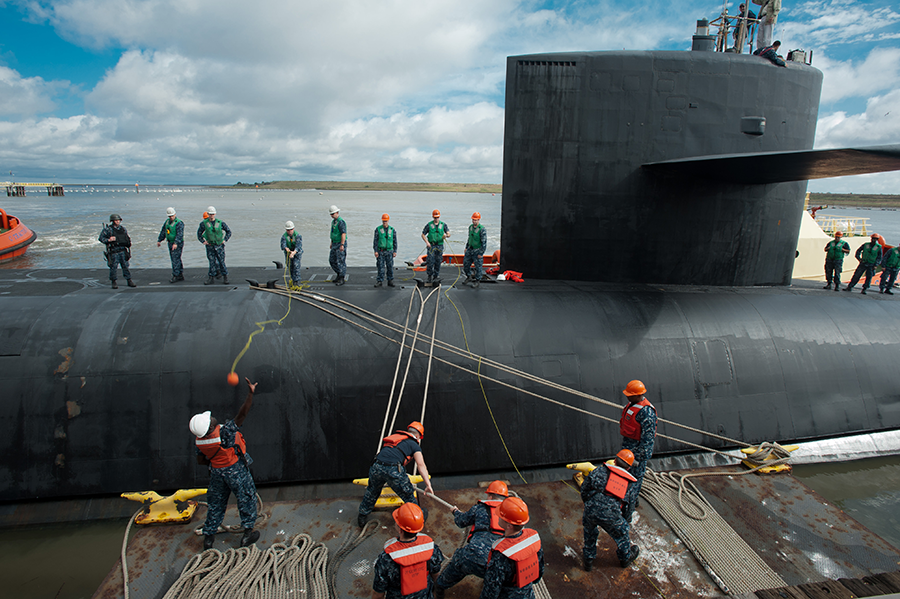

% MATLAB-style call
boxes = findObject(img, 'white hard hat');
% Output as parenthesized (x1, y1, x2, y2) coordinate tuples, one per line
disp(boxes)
(207, 206, 217, 215)
(189, 411, 212, 437)
(285, 220, 294, 230)
(329, 205, 339, 214)
(166, 207, 176, 216)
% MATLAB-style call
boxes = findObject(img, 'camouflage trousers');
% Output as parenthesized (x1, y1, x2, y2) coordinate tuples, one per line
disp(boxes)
(583, 496, 631, 562)
(436, 532, 495, 589)
(426, 244, 444, 280)
(107, 250, 131, 281)
(463, 247, 484, 280)
(205, 244, 228, 277)
(376, 250, 394, 282)
(358, 461, 427, 520)
(329, 243, 346, 278)
(167, 242, 183, 278)
(202, 459, 258, 535)
(286, 252, 302, 285)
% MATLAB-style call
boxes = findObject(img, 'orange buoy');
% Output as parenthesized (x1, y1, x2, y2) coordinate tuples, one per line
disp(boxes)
(227, 372, 239, 386)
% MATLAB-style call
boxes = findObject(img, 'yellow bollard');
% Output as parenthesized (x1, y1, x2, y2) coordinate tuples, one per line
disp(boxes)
(121, 488, 207, 524)
(352, 474, 425, 509)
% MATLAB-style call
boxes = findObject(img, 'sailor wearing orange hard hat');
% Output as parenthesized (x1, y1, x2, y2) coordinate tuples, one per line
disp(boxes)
(463, 212, 487, 288)
(189, 377, 261, 551)
(619, 379, 657, 499)
(421, 209, 450, 286)
(434, 480, 509, 596)
(372, 503, 445, 599)
(358, 421, 434, 528)
(480, 497, 544, 599)
(580, 449, 641, 571)
(373, 213, 397, 287)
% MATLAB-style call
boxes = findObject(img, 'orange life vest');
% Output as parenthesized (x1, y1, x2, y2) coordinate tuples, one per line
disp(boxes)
(195, 425, 247, 469)
(467, 499, 504, 542)
(383, 534, 435, 595)
(490, 529, 541, 588)
(381, 430, 417, 466)
(603, 463, 637, 500)
(620, 398, 655, 440)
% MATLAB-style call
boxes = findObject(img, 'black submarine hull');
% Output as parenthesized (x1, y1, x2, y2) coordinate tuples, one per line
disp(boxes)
(2, 268, 899, 501)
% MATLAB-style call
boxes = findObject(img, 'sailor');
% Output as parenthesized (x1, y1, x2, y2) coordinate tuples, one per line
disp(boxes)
(620, 379, 657, 498)
(844, 233, 883, 295)
(197, 206, 232, 285)
(421, 210, 450, 285)
(753, 40, 786, 67)
(157, 207, 184, 283)
(329, 205, 347, 286)
(99, 213, 136, 289)
(480, 497, 544, 599)
(358, 421, 434, 528)
(580, 449, 641, 571)
(373, 503, 444, 599)
(281, 220, 303, 288)
(463, 212, 487, 288)
(823, 230, 850, 290)
(434, 480, 509, 597)
(752, 0, 780, 51)
(373, 213, 397, 287)
(190, 377, 261, 550)
(880, 243, 900, 295)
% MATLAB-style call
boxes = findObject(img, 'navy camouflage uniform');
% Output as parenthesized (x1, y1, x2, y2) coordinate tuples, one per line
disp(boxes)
(281, 230, 303, 285)
(622, 404, 657, 493)
(199, 420, 258, 535)
(330, 217, 348, 279)
(374, 224, 398, 283)
(436, 502, 501, 590)
(480, 531, 545, 599)
(373, 537, 444, 599)
(158, 218, 185, 279)
(846, 241, 883, 291)
(464, 223, 488, 282)
(881, 247, 900, 293)
(359, 438, 427, 520)
(99, 223, 132, 283)
(422, 221, 450, 281)
(197, 219, 232, 278)
(581, 465, 639, 564)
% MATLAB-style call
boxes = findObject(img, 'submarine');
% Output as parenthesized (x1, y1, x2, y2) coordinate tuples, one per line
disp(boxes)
(3, 40, 900, 503)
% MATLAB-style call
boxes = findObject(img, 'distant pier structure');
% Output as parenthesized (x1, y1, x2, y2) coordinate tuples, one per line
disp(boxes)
(3, 182, 65, 197)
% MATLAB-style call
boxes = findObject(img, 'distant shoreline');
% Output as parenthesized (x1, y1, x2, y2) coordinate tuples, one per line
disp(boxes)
(808, 193, 900, 209)
(227, 180, 502, 193)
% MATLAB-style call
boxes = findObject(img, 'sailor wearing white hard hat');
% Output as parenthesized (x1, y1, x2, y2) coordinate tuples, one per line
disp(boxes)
(157, 207, 184, 283)
(329, 205, 347, 286)
(198, 206, 232, 285)
(281, 220, 303, 287)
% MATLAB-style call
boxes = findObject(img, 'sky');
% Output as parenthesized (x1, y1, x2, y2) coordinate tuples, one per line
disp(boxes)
(0, 0, 898, 192)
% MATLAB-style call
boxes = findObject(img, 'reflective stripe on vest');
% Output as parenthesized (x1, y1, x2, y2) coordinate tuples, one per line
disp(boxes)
(384, 534, 434, 595)
(331, 218, 345, 243)
(377, 226, 395, 251)
(603, 464, 637, 500)
(195, 425, 246, 469)
(620, 398, 654, 440)
(426, 221, 446, 244)
(165, 218, 181, 243)
(468, 224, 484, 249)
(491, 529, 541, 588)
(203, 220, 225, 245)
(468, 499, 504, 541)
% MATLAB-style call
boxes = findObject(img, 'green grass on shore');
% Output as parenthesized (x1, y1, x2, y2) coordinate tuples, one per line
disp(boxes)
(809, 193, 900, 208)
(231, 181, 502, 193)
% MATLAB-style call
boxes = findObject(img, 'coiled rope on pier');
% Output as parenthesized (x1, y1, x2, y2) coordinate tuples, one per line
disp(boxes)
(161, 533, 330, 599)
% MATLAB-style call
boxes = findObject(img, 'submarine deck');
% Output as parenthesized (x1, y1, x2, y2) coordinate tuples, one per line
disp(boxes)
(92, 466, 900, 599)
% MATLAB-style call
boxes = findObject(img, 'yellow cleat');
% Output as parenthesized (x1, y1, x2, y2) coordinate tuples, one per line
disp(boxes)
(121, 488, 207, 525)
(740, 444, 799, 474)
(352, 474, 425, 509)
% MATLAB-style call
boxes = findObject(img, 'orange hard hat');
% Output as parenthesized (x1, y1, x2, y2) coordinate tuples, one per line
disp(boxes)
(432, 209, 441, 218)
(616, 449, 635, 466)
(486, 480, 509, 497)
(499, 497, 529, 525)
(382, 213, 390, 221)
(834, 231, 843, 236)
(623, 380, 647, 396)
(392, 502, 425, 533)
(408, 421, 425, 439)
(472, 212, 481, 219)
(202, 211, 209, 219)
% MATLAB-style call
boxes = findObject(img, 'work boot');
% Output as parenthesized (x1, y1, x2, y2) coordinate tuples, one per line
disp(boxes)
(387, 280, 395, 287)
(374, 281, 382, 287)
(335, 276, 345, 286)
(222, 276, 229, 284)
(203, 534, 215, 550)
(216, 273, 222, 279)
(583, 556, 593, 572)
(204, 277, 215, 285)
(620, 545, 640, 568)
(240, 529, 260, 547)
(861, 288, 867, 295)
(834, 285, 840, 291)
(169, 276, 178, 283)
(472, 280, 480, 288)
(127, 279, 137, 288)
(843, 286, 852, 291)
(357, 513, 368, 528)
(887, 289, 894, 295)
(111, 280, 118, 289)
(822, 283, 831, 289)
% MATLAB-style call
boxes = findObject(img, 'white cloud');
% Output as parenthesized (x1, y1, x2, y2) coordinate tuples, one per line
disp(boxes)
(814, 47, 900, 103)
(0, 66, 65, 116)
(780, 0, 900, 47)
